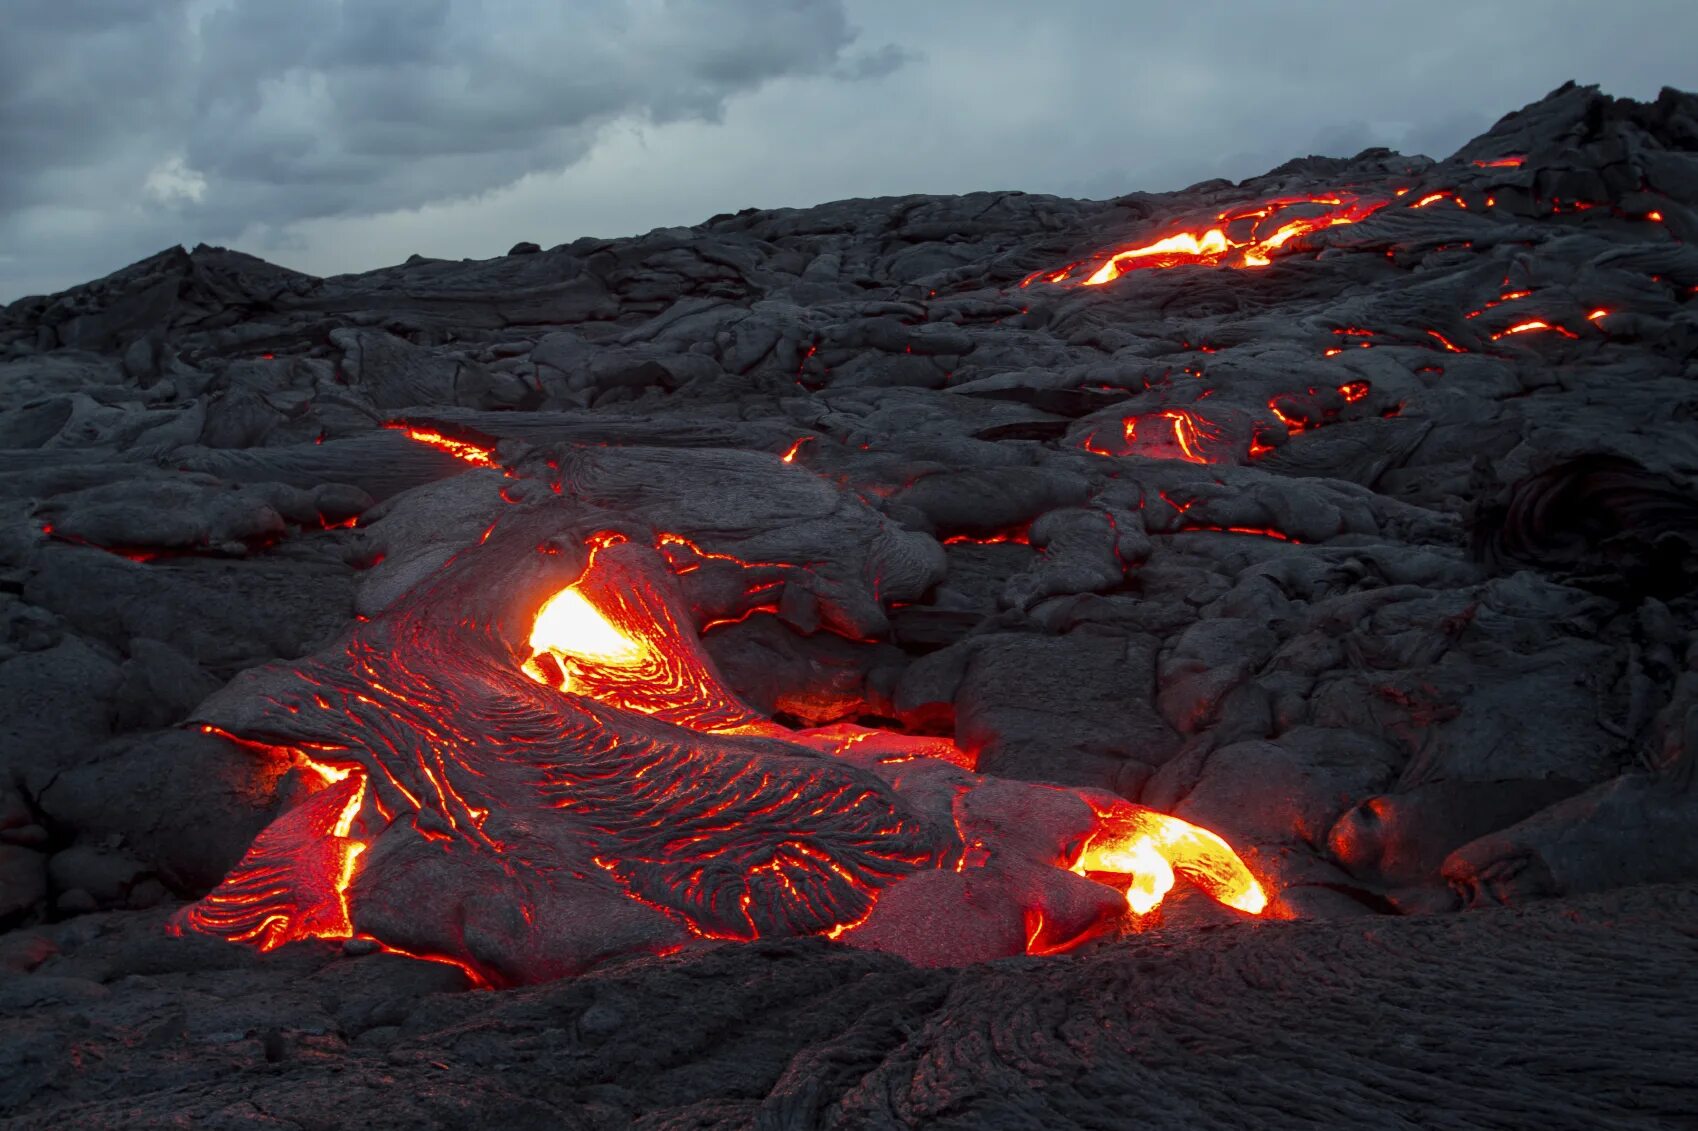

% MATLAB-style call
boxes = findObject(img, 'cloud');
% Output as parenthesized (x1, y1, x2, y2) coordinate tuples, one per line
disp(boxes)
(0, 0, 907, 299)
(4, 0, 1698, 305)
(143, 157, 209, 207)
(832, 42, 918, 82)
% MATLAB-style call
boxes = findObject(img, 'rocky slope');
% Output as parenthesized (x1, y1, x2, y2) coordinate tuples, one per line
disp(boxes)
(2, 80, 1697, 1126)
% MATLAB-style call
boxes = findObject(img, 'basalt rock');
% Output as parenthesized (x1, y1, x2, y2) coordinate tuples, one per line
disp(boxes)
(2, 80, 1698, 1125)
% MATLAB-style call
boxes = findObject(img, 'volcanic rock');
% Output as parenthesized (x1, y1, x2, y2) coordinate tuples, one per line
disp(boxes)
(2, 80, 1698, 1124)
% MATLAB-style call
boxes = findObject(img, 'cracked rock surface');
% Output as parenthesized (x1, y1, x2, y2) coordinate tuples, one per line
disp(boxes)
(3, 81, 1698, 1125)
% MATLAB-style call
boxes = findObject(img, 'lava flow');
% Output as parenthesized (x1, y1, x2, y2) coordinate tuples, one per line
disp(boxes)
(171, 518, 1267, 984)
(1082, 407, 1224, 463)
(383, 422, 499, 467)
(1024, 191, 1388, 287)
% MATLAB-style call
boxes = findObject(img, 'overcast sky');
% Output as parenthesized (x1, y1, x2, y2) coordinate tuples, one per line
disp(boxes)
(5, 0, 1697, 305)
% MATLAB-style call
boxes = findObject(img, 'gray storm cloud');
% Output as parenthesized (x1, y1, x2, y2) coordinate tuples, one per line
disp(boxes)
(0, 0, 900, 297)
(2, 0, 885, 214)
(3, 0, 1697, 303)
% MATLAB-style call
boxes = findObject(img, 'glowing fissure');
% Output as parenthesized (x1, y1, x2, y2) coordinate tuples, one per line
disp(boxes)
(1025, 191, 1389, 288)
(1491, 319, 1580, 341)
(1083, 407, 1223, 464)
(1175, 525, 1298, 543)
(1465, 289, 1533, 319)
(1410, 191, 1466, 210)
(383, 422, 499, 467)
(942, 523, 1032, 546)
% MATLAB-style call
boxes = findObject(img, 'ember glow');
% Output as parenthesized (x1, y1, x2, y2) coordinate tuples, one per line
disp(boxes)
(383, 423, 498, 467)
(1132, 409, 1217, 464)
(1027, 192, 1389, 287)
(1465, 289, 1534, 319)
(1490, 320, 1580, 341)
(1083, 408, 1223, 463)
(1176, 525, 1298, 543)
(1410, 191, 1466, 210)
(173, 525, 1269, 983)
(942, 524, 1031, 546)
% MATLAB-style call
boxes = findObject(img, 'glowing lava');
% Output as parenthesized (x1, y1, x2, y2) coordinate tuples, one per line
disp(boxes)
(1083, 408, 1223, 463)
(1490, 320, 1580, 341)
(1465, 289, 1533, 319)
(1026, 192, 1389, 287)
(1075, 804, 1267, 916)
(173, 521, 1269, 984)
(1410, 191, 1466, 210)
(384, 423, 499, 467)
(942, 524, 1032, 546)
(526, 588, 646, 682)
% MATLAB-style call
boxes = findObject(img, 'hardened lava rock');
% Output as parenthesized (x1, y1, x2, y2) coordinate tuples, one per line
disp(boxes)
(175, 509, 1263, 985)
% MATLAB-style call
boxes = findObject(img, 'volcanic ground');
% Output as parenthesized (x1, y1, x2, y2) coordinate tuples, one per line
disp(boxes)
(3, 81, 1698, 1128)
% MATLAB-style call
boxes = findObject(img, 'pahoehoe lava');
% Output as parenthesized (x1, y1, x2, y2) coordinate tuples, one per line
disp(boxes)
(3, 81, 1698, 1127)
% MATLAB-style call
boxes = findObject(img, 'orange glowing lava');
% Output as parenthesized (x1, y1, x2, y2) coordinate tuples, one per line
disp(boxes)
(525, 587, 647, 683)
(176, 520, 1269, 981)
(1176, 525, 1297, 543)
(1084, 408, 1223, 463)
(1465, 289, 1533, 319)
(1490, 320, 1579, 341)
(1075, 804, 1266, 916)
(1472, 156, 1525, 168)
(384, 423, 498, 467)
(1027, 192, 1388, 287)
(171, 770, 370, 952)
(942, 523, 1032, 546)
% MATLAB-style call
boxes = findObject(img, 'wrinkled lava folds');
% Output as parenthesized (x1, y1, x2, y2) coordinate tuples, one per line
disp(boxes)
(173, 519, 1266, 986)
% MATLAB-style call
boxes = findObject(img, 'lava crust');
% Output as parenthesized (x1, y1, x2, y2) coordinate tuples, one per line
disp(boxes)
(4, 79, 1698, 1126)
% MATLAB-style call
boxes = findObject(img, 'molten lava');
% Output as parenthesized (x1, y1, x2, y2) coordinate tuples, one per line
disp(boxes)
(942, 523, 1032, 546)
(1490, 320, 1580, 341)
(383, 423, 499, 467)
(1083, 408, 1224, 463)
(172, 522, 1268, 983)
(526, 588, 646, 681)
(1025, 191, 1389, 287)
(1075, 805, 1267, 916)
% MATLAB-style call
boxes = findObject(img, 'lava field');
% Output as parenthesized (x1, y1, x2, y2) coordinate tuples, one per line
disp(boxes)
(2, 81, 1697, 1128)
